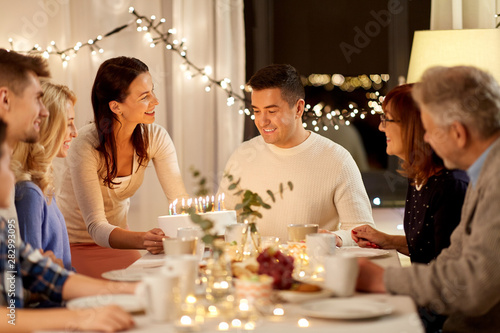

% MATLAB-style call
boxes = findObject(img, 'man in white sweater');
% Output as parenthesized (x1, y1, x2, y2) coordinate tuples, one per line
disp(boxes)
(356, 66, 500, 332)
(218, 64, 374, 246)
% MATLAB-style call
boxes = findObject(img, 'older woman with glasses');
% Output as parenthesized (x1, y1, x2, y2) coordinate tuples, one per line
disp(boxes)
(351, 84, 469, 332)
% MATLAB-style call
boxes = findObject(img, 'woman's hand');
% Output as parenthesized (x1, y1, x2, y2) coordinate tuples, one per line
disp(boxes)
(143, 228, 166, 254)
(351, 225, 388, 249)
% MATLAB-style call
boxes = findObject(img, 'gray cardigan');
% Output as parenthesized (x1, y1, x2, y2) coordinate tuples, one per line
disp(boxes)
(385, 137, 500, 333)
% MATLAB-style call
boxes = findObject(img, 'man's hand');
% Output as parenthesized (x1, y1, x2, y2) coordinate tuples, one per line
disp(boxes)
(356, 258, 387, 293)
(70, 305, 135, 332)
(318, 229, 343, 247)
(40, 249, 64, 268)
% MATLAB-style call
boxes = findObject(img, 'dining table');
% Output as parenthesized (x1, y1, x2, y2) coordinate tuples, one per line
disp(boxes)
(122, 248, 425, 333)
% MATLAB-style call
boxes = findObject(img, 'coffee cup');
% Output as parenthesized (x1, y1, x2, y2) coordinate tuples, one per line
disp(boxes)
(287, 224, 319, 242)
(162, 237, 196, 256)
(324, 254, 359, 297)
(177, 227, 205, 261)
(140, 271, 180, 322)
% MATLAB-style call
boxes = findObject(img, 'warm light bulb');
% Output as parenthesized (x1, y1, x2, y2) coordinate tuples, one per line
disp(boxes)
(204, 65, 212, 75)
(136, 18, 142, 24)
(150, 15, 156, 20)
(231, 319, 241, 328)
(97, 35, 102, 40)
(205, 86, 211, 92)
(128, 7, 134, 13)
(99, 48, 104, 53)
(298, 318, 310, 328)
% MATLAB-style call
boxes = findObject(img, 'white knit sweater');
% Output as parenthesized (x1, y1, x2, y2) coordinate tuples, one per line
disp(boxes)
(58, 123, 188, 247)
(217, 132, 374, 246)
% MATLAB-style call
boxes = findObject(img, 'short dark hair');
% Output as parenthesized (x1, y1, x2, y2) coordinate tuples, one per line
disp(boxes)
(0, 49, 50, 95)
(247, 64, 305, 107)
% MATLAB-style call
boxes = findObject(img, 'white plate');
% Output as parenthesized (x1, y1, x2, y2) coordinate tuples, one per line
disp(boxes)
(277, 289, 334, 303)
(101, 267, 162, 281)
(300, 298, 394, 320)
(66, 294, 144, 313)
(337, 247, 390, 258)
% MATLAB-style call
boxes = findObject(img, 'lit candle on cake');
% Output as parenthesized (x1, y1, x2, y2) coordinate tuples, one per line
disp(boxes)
(172, 199, 178, 215)
(198, 197, 203, 213)
(218, 194, 221, 211)
(195, 198, 199, 213)
(211, 196, 215, 212)
(169, 203, 173, 215)
(222, 193, 225, 210)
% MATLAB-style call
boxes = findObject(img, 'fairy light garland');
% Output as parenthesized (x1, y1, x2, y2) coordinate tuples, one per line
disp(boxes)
(4, 7, 386, 132)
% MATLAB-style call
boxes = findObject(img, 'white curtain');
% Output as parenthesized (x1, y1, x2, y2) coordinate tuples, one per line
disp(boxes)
(0, 0, 245, 232)
(431, 0, 500, 29)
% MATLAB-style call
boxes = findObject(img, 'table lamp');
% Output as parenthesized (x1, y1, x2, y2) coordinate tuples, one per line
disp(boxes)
(407, 29, 500, 83)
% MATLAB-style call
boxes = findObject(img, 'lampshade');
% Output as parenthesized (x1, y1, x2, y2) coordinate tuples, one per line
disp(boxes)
(407, 29, 500, 83)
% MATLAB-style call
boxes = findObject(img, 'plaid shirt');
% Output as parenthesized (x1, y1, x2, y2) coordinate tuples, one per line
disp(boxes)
(0, 217, 71, 307)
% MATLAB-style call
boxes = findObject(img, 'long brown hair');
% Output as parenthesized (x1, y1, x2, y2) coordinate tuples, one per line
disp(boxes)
(383, 84, 443, 186)
(91, 57, 150, 188)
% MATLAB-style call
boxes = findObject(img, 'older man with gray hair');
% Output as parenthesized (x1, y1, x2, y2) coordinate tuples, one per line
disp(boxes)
(355, 66, 500, 332)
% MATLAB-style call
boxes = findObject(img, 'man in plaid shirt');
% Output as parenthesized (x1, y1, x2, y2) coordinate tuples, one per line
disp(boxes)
(0, 50, 136, 332)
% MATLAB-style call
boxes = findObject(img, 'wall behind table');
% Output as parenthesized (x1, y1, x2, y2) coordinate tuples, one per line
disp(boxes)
(0, 0, 245, 234)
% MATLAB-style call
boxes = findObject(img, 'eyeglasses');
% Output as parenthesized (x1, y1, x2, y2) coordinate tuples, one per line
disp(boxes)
(380, 114, 401, 128)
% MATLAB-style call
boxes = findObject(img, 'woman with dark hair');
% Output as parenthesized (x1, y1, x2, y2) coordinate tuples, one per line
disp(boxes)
(351, 84, 468, 332)
(58, 57, 188, 278)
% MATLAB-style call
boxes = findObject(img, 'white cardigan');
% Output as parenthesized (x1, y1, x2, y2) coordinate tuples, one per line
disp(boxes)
(58, 123, 188, 247)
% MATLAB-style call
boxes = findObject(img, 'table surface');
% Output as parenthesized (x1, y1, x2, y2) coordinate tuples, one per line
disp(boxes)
(124, 248, 424, 333)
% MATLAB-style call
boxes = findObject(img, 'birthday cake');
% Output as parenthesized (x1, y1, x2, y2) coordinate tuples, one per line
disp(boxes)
(158, 210, 237, 237)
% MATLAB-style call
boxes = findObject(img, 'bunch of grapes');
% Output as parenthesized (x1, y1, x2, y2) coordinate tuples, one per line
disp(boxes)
(257, 248, 294, 290)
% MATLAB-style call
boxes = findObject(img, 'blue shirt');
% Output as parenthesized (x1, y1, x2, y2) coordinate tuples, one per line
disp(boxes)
(0, 218, 70, 307)
(467, 144, 494, 187)
(15, 181, 73, 271)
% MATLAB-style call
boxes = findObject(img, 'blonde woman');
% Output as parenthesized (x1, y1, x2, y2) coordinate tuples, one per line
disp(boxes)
(13, 81, 78, 270)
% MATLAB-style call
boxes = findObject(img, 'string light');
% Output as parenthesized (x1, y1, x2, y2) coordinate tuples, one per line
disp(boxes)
(4, 7, 383, 132)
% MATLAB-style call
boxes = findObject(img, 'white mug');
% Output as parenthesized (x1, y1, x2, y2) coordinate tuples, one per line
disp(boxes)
(324, 254, 359, 297)
(177, 227, 205, 261)
(163, 254, 199, 301)
(141, 271, 180, 322)
(306, 233, 337, 257)
(162, 237, 196, 256)
(306, 233, 337, 274)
